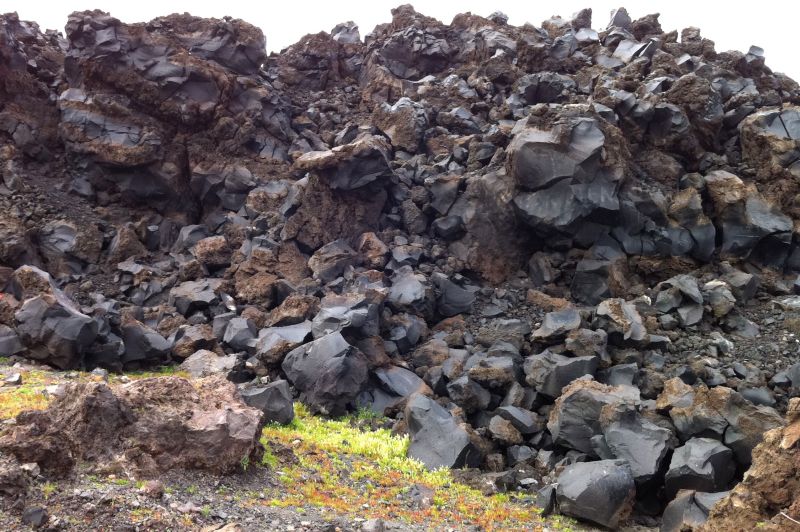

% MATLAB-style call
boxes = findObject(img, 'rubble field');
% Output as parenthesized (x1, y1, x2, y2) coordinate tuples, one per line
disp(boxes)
(2, 4, 800, 531)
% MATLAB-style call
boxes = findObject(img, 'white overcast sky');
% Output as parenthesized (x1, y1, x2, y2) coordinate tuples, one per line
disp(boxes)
(8, 0, 800, 80)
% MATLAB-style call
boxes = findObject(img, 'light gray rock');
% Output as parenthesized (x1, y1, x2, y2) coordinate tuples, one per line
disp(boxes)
(180, 349, 237, 378)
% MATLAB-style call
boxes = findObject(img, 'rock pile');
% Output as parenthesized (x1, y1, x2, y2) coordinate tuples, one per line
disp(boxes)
(2, 4, 800, 529)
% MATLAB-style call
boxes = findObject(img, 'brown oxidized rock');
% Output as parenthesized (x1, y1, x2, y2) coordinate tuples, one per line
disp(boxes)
(0, 376, 264, 478)
(0, 14, 64, 160)
(739, 107, 800, 184)
(57, 10, 293, 215)
(235, 270, 278, 306)
(267, 294, 320, 327)
(372, 97, 429, 153)
(193, 235, 231, 269)
(448, 169, 533, 283)
(657, 378, 784, 465)
(356, 232, 390, 269)
(107, 224, 148, 264)
(283, 173, 388, 251)
(171, 324, 219, 360)
(700, 398, 800, 532)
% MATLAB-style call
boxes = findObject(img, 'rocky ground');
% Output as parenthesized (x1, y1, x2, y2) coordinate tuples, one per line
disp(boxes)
(2, 3, 800, 531)
(0, 361, 574, 532)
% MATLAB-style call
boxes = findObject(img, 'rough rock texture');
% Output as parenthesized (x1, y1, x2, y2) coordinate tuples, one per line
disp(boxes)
(281, 332, 369, 415)
(701, 399, 800, 531)
(404, 393, 481, 470)
(3, 5, 800, 529)
(556, 459, 636, 528)
(0, 376, 264, 478)
(0, 455, 30, 507)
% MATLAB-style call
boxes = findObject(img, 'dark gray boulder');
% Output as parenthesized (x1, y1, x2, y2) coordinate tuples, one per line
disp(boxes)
(311, 292, 380, 339)
(255, 321, 312, 366)
(387, 266, 433, 317)
(495, 405, 544, 435)
(704, 171, 792, 262)
(661, 490, 729, 532)
(555, 459, 635, 528)
(294, 135, 393, 191)
(0, 325, 24, 356)
(308, 239, 357, 284)
(507, 117, 606, 193)
(571, 237, 628, 305)
(720, 268, 758, 303)
(524, 350, 599, 399)
(404, 393, 481, 470)
(357, 365, 431, 415)
(664, 438, 736, 498)
(507, 110, 626, 242)
(15, 294, 98, 370)
(446, 376, 491, 414)
(601, 410, 673, 483)
(431, 215, 465, 240)
(169, 280, 221, 317)
(223, 317, 257, 352)
(373, 365, 430, 398)
(532, 308, 581, 343)
(431, 273, 475, 317)
(281, 332, 369, 415)
(240, 379, 295, 425)
(508, 445, 537, 467)
(516, 72, 576, 105)
(172, 225, 210, 252)
(120, 318, 172, 366)
(548, 380, 640, 455)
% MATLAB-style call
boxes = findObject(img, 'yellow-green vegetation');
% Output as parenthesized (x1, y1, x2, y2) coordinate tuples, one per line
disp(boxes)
(0, 367, 55, 419)
(260, 404, 566, 531)
(128, 507, 159, 524)
(113, 366, 190, 381)
(0, 363, 573, 530)
(40, 481, 57, 499)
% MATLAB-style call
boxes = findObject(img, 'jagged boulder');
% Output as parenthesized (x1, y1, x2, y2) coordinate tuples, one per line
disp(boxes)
(404, 393, 481, 470)
(701, 399, 800, 531)
(556, 459, 636, 528)
(281, 332, 369, 415)
(508, 107, 628, 239)
(11, 266, 97, 369)
(0, 377, 264, 478)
